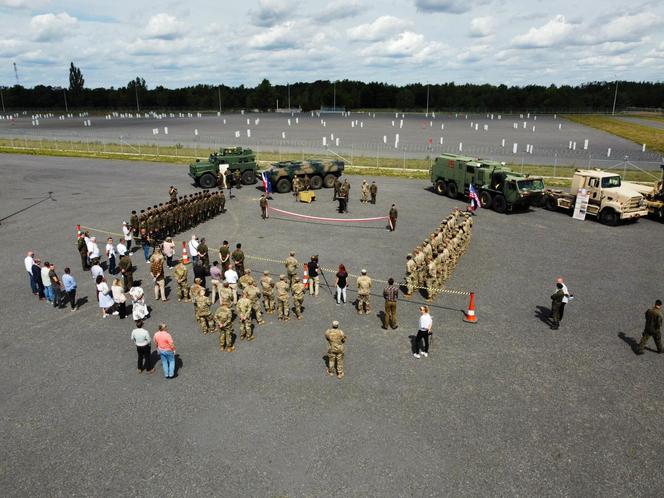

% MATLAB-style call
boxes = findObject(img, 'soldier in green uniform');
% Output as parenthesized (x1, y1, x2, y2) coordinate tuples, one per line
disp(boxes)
(260, 194, 268, 220)
(356, 269, 372, 314)
(285, 251, 298, 289)
(232, 243, 245, 276)
(194, 291, 214, 334)
(219, 189, 226, 213)
(237, 292, 254, 341)
(550, 283, 565, 330)
(291, 276, 305, 320)
(118, 253, 133, 292)
(637, 300, 663, 354)
(219, 240, 231, 270)
(325, 320, 346, 379)
(303, 175, 311, 191)
(77, 234, 89, 271)
(369, 181, 377, 204)
(333, 177, 342, 201)
(198, 237, 210, 273)
(260, 270, 275, 313)
(173, 260, 190, 302)
(388, 203, 398, 231)
(169, 186, 178, 202)
(276, 275, 290, 321)
(214, 301, 234, 352)
(130, 210, 139, 237)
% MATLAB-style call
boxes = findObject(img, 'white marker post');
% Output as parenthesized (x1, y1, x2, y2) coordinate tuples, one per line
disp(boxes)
(459, 142, 463, 152)
(164, 127, 168, 135)
(194, 129, 199, 136)
(607, 148, 612, 158)
(584, 139, 589, 150)
(247, 129, 251, 138)
(513, 143, 518, 154)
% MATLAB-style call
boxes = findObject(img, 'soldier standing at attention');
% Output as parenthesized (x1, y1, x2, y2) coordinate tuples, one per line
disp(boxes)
(219, 281, 235, 309)
(550, 283, 565, 330)
(382, 278, 399, 330)
(219, 240, 231, 271)
(388, 204, 398, 231)
(232, 243, 245, 277)
(291, 276, 305, 320)
(118, 252, 134, 292)
(169, 186, 178, 202)
(77, 233, 89, 271)
(285, 251, 299, 289)
(197, 238, 210, 273)
(260, 194, 268, 220)
(190, 278, 204, 302)
(333, 177, 342, 201)
(325, 321, 346, 379)
(238, 268, 255, 291)
(130, 210, 139, 238)
(276, 275, 290, 321)
(360, 180, 369, 203)
(214, 301, 234, 352)
(233, 169, 242, 189)
(219, 189, 226, 213)
(303, 175, 311, 191)
(356, 269, 372, 314)
(292, 176, 302, 201)
(260, 271, 275, 313)
(369, 181, 378, 204)
(237, 292, 255, 341)
(637, 300, 663, 355)
(194, 291, 214, 334)
(245, 281, 266, 325)
(173, 260, 190, 302)
(405, 254, 416, 297)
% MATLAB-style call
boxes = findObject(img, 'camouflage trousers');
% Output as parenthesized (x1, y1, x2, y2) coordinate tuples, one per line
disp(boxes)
(327, 351, 344, 378)
(406, 273, 416, 295)
(196, 314, 214, 334)
(218, 324, 233, 349)
(240, 318, 254, 340)
(638, 331, 662, 353)
(262, 293, 274, 312)
(251, 301, 264, 323)
(293, 297, 304, 318)
(277, 298, 289, 319)
(357, 294, 371, 314)
(177, 283, 190, 301)
(426, 277, 437, 300)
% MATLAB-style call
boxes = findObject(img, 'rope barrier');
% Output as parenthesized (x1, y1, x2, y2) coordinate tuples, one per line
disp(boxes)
(268, 206, 389, 223)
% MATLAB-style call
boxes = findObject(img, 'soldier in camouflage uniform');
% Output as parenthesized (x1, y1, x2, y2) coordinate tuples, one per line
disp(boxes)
(285, 251, 298, 289)
(190, 278, 204, 302)
(276, 274, 290, 321)
(325, 320, 346, 379)
(260, 270, 275, 313)
(194, 291, 214, 334)
(425, 255, 437, 302)
(356, 269, 372, 314)
(173, 260, 190, 302)
(214, 301, 234, 352)
(237, 292, 254, 341)
(291, 276, 305, 320)
(245, 282, 266, 325)
(405, 254, 416, 297)
(360, 180, 369, 203)
(292, 176, 302, 201)
(238, 268, 255, 291)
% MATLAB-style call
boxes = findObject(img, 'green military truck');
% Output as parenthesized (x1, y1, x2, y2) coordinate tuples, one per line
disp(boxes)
(265, 159, 345, 194)
(430, 153, 545, 213)
(189, 147, 258, 188)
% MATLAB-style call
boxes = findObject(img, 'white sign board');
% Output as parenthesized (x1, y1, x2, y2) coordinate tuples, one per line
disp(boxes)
(573, 188, 590, 221)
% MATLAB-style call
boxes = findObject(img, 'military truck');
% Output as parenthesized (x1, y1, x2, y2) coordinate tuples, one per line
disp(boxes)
(264, 159, 345, 194)
(430, 153, 545, 213)
(541, 169, 648, 225)
(189, 147, 257, 188)
(621, 163, 664, 221)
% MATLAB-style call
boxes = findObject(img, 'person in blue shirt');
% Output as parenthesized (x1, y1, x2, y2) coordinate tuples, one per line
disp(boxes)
(62, 267, 78, 311)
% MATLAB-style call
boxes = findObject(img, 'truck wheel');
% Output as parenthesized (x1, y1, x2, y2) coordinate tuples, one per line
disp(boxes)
(479, 191, 492, 208)
(599, 209, 619, 226)
(323, 174, 336, 188)
(199, 173, 216, 189)
(435, 180, 446, 195)
(447, 182, 458, 199)
(310, 175, 323, 190)
(275, 178, 291, 194)
(544, 196, 557, 211)
(241, 170, 257, 185)
(492, 195, 507, 213)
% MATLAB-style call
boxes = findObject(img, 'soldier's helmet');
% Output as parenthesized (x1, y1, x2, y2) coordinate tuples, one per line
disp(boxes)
(332, 320, 339, 328)
(263, 270, 269, 275)
(279, 274, 286, 280)
(295, 276, 301, 281)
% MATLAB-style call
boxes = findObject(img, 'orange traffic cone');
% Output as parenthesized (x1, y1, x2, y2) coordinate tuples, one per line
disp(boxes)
(463, 292, 478, 323)
(303, 263, 309, 289)
(76, 224, 82, 239)
(181, 241, 190, 265)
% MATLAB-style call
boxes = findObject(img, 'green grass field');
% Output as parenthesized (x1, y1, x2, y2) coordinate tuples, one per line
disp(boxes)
(565, 114, 664, 155)
(0, 137, 658, 189)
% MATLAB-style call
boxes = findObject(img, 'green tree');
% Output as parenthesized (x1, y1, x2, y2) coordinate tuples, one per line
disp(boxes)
(68, 62, 84, 93)
(252, 79, 275, 111)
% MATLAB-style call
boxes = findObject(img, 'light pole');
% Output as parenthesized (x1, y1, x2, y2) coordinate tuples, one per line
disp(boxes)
(333, 81, 336, 112)
(611, 79, 618, 116)
(287, 83, 291, 111)
(135, 82, 140, 113)
(1, 88, 5, 113)
(426, 84, 430, 116)
(63, 89, 68, 113)
(218, 86, 222, 113)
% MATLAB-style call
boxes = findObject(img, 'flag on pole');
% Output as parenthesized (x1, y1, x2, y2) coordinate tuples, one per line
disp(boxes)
(469, 184, 480, 209)
(261, 171, 272, 195)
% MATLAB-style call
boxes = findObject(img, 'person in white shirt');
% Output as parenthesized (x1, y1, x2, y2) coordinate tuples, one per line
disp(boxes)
(41, 261, 53, 303)
(414, 305, 433, 359)
(130, 319, 155, 373)
(188, 235, 199, 263)
(122, 221, 133, 253)
(106, 237, 118, 275)
(88, 236, 101, 261)
(224, 265, 239, 304)
(91, 261, 104, 281)
(25, 251, 37, 294)
(556, 277, 573, 320)
(117, 240, 127, 257)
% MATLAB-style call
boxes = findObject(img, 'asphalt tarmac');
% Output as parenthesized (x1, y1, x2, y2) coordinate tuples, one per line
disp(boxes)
(1, 154, 663, 496)
(1, 111, 661, 168)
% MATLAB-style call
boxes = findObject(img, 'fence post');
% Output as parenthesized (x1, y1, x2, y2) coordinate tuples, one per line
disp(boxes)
(403, 148, 406, 170)
(553, 153, 557, 178)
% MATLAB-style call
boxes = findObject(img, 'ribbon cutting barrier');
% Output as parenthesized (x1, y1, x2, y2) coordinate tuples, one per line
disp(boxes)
(268, 206, 389, 224)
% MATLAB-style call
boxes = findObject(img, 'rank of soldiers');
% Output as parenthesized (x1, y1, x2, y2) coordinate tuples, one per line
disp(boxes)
(405, 208, 473, 301)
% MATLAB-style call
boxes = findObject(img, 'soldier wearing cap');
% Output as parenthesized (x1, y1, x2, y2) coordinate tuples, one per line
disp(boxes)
(325, 320, 346, 379)
(276, 275, 290, 320)
(356, 269, 372, 314)
(291, 276, 305, 320)
(285, 251, 298, 289)
(260, 270, 275, 313)
(405, 254, 416, 297)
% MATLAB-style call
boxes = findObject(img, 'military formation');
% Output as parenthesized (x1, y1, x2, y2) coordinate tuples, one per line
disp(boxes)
(405, 208, 473, 301)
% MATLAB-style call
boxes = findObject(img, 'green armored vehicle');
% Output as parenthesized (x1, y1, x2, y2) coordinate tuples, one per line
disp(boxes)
(430, 153, 544, 213)
(265, 159, 345, 194)
(189, 147, 258, 188)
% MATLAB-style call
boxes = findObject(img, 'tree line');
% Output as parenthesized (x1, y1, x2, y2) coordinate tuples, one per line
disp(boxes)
(0, 63, 662, 112)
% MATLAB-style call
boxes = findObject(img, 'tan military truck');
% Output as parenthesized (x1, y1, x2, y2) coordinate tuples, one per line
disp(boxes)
(541, 169, 648, 225)
(622, 163, 664, 221)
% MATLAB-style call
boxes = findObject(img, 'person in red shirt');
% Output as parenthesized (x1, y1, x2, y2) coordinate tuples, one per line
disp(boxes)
(153, 323, 176, 379)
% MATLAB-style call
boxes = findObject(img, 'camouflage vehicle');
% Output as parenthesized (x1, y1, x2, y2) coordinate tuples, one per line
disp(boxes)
(542, 169, 648, 225)
(188, 147, 257, 188)
(265, 159, 345, 194)
(624, 163, 664, 221)
(430, 153, 544, 213)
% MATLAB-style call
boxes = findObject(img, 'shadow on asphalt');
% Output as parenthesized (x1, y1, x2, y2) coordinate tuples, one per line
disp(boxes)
(617, 332, 654, 355)
(535, 305, 552, 326)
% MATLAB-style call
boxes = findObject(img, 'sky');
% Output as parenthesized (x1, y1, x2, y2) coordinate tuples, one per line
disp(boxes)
(0, 0, 663, 89)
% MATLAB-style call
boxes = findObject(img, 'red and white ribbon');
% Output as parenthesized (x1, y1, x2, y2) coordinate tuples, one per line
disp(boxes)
(268, 206, 388, 223)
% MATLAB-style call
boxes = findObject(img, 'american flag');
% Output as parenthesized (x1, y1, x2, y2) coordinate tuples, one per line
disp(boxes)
(260, 171, 272, 194)
(469, 184, 480, 207)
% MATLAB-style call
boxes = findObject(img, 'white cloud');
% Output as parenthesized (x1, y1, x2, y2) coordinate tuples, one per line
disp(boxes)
(144, 13, 187, 40)
(360, 31, 445, 62)
(347, 16, 412, 42)
(511, 15, 575, 48)
(249, 0, 292, 27)
(0, 39, 23, 57)
(469, 16, 493, 38)
(597, 12, 662, 43)
(0, 0, 49, 8)
(414, 0, 483, 14)
(30, 12, 77, 42)
(248, 22, 300, 50)
(457, 44, 490, 62)
(313, 0, 364, 23)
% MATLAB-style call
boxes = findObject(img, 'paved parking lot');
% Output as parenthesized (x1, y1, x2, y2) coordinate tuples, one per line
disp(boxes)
(1, 154, 663, 496)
